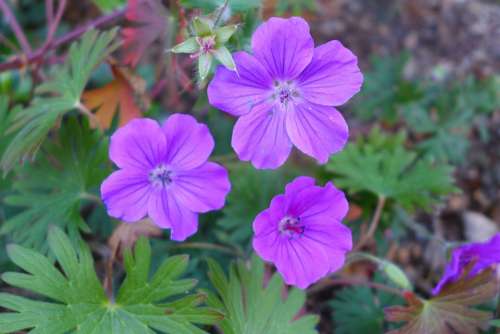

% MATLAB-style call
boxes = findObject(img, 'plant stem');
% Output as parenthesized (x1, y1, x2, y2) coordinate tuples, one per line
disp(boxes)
(0, 8, 126, 72)
(0, 0, 32, 55)
(354, 195, 386, 251)
(308, 277, 405, 297)
(170, 242, 244, 257)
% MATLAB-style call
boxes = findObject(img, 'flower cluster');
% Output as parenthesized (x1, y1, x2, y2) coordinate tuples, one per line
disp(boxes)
(101, 17, 361, 288)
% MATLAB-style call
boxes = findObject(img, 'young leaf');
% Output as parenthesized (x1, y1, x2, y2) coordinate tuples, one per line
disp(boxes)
(82, 65, 146, 129)
(0, 119, 109, 252)
(206, 255, 319, 334)
(122, 0, 169, 67)
(385, 269, 498, 334)
(326, 127, 457, 211)
(0, 227, 222, 333)
(331, 286, 403, 334)
(0, 29, 119, 174)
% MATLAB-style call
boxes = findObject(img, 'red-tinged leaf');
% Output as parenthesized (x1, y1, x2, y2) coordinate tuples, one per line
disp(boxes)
(82, 65, 148, 129)
(385, 269, 499, 334)
(122, 0, 168, 67)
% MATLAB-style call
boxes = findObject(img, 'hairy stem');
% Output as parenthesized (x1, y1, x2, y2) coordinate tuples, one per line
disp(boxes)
(0, 8, 126, 72)
(0, 0, 32, 55)
(354, 195, 386, 251)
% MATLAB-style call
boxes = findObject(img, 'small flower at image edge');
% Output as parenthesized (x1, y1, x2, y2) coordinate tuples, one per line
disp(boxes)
(433, 233, 500, 295)
(208, 16, 363, 169)
(252, 176, 352, 289)
(100, 116, 231, 241)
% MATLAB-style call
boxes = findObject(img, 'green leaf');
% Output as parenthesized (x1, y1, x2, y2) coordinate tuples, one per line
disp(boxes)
(216, 164, 296, 250)
(385, 269, 498, 334)
(331, 285, 403, 334)
(0, 227, 222, 333)
(491, 319, 500, 327)
(193, 17, 214, 36)
(0, 118, 109, 252)
(1, 29, 119, 174)
(326, 127, 457, 211)
(206, 255, 318, 334)
(215, 24, 238, 44)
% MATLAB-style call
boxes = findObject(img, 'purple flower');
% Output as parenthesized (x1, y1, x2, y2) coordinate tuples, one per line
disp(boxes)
(100, 115, 231, 241)
(208, 17, 363, 169)
(433, 233, 500, 295)
(252, 176, 352, 288)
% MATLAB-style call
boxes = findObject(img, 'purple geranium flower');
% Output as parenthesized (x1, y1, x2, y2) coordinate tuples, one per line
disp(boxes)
(433, 233, 500, 295)
(100, 115, 231, 241)
(208, 17, 363, 169)
(252, 176, 352, 288)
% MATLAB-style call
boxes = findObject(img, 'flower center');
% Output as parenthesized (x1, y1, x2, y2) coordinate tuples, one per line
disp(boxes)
(273, 81, 299, 108)
(149, 164, 172, 187)
(279, 216, 305, 237)
(196, 35, 216, 54)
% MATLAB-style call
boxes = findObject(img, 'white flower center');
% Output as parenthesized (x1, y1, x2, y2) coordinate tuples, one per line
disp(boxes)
(149, 164, 172, 187)
(279, 215, 305, 237)
(273, 81, 299, 108)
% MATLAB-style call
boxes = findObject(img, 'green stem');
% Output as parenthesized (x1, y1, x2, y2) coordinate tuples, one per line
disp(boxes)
(170, 241, 244, 257)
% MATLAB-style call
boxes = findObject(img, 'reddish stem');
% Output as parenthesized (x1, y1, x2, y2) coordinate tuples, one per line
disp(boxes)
(0, 8, 126, 72)
(0, 0, 32, 55)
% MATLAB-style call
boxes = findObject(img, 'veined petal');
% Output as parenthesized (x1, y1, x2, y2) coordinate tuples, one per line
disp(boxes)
(208, 51, 273, 117)
(162, 114, 214, 170)
(253, 195, 287, 262)
(251, 17, 314, 80)
(171, 162, 231, 213)
(109, 118, 167, 170)
(100, 169, 151, 222)
(232, 105, 292, 169)
(275, 238, 330, 289)
(148, 188, 198, 241)
(286, 102, 348, 164)
(298, 40, 363, 106)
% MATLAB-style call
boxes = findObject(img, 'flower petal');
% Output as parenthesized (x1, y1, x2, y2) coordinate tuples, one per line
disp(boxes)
(148, 188, 198, 241)
(163, 114, 214, 170)
(171, 162, 231, 213)
(251, 17, 314, 80)
(298, 40, 363, 106)
(232, 106, 292, 169)
(100, 169, 151, 222)
(302, 218, 352, 273)
(253, 195, 287, 262)
(109, 118, 167, 170)
(208, 52, 273, 117)
(284, 176, 316, 197)
(275, 238, 330, 289)
(286, 102, 348, 164)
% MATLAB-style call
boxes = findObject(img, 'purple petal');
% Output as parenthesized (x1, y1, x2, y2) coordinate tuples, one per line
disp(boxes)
(251, 17, 314, 80)
(274, 238, 330, 289)
(298, 40, 363, 106)
(286, 102, 348, 164)
(287, 181, 349, 222)
(148, 188, 198, 241)
(208, 52, 274, 117)
(284, 176, 316, 197)
(232, 106, 292, 169)
(163, 114, 214, 170)
(100, 169, 151, 222)
(302, 218, 352, 273)
(253, 195, 287, 262)
(109, 118, 167, 170)
(171, 162, 231, 213)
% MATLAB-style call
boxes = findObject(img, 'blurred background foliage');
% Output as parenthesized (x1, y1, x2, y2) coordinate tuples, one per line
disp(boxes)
(0, 0, 499, 333)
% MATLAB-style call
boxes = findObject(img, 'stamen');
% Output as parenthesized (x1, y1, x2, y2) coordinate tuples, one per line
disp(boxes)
(279, 216, 305, 237)
(149, 164, 173, 187)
